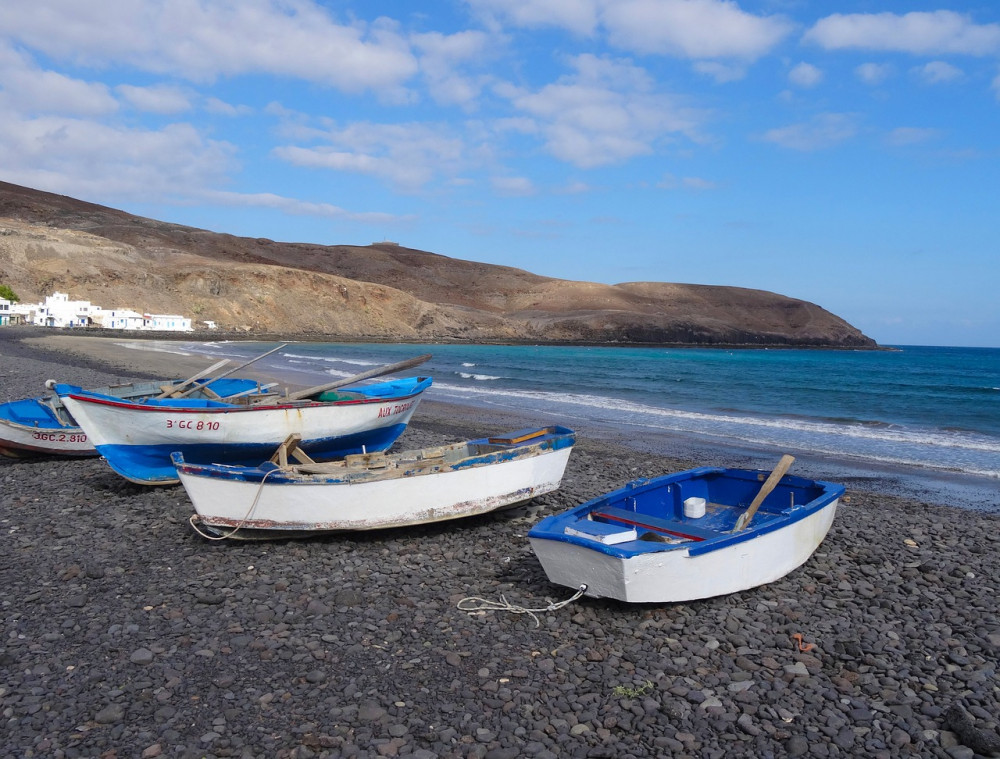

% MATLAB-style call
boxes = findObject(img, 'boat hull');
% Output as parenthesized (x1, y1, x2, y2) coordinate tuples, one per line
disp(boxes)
(57, 377, 431, 485)
(528, 466, 844, 603)
(174, 426, 575, 538)
(0, 416, 93, 457)
(0, 378, 261, 458)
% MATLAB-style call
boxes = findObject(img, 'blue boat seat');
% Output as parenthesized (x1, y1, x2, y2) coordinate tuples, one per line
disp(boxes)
(592, 507, 719, 542)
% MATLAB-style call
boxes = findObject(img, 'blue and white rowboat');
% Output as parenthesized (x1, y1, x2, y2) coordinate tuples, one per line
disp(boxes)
(528, 460, 844, 603)
(174, 426, 576, 539)
(55, 376, 432, 485)
(0, 378, 263, 458)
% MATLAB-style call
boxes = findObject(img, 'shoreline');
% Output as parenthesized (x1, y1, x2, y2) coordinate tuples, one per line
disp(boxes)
(0, 323, 886, 350)
(17, 329, 998, 514)
(1, 328, 999, 757)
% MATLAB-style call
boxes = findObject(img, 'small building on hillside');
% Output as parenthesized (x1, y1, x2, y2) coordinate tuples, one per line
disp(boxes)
(0, 298, 9, 325)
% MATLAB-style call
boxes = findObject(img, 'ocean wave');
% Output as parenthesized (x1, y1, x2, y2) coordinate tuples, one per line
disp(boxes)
(458, 372, 502, 381)
(280, 351, 376, 367)
(432, 381, 1000, 456)
(117, 341, 193, 356)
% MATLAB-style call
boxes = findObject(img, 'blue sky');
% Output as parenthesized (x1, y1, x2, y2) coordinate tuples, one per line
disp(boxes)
(2, 1, 998, 347)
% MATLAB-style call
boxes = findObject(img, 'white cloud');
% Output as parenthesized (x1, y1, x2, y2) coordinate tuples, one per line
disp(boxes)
(273, 122, 467, 192)
(884, 127, 940, 147)
(601, 0, 793, 60)
(1, 0, 419, 94)
(465, 0, 791, 61)
(0, 44, 118, 116)
(200, 190, 407, 224)
(464, 0, 600, 36)
(491, 175, 536, 195)
(204, 97, 253, 117)
(413, 30, 495, 108)
(693, 61, 747, 83)
(0, 113, 237, 199)
(682, 175, 717, 190)
(855, 62, 893, 85)
(914, 61, 963, 85)
(760, 113, 858, 151)
(788, 62, 822, 88)
(804, 11, 1000, 56)
(497, 54, 704, 168)
(657, 173, 717, 190)
(559, 181, 592, 194)
(116, 84, 193, 114)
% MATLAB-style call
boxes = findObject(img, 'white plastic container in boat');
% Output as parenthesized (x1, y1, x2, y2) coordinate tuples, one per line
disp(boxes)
(684, 496, 707, 518)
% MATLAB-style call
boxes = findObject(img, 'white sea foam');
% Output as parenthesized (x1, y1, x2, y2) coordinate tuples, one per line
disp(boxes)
(430, 380, 1000, 477)
(280, 351, 376, 367)
(116, 341, 193, 356)
(458, 372, 502, 381)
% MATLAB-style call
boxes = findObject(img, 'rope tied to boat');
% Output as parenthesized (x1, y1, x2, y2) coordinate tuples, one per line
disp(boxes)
(187, 466, 281, 541)
(457, 584, 588, 628)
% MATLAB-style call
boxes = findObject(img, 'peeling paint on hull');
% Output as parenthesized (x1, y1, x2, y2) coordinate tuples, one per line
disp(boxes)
(175, 426, 575, 539)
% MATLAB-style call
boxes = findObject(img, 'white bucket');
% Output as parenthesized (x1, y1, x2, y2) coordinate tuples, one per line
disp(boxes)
(683, 496, 707, 519)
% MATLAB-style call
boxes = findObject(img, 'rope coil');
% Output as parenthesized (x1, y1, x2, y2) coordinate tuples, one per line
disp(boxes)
(457, 585, 588, 627)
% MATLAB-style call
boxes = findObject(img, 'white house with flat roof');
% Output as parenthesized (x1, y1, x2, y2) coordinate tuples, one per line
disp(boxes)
(2, 292, 196, 331)
(22, 292, 97, 328)
(143, 313, 193, 332)
(91, 308, 147, 330)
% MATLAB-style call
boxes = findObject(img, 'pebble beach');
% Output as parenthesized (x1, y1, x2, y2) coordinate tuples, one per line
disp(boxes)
(1, 330, 999, 759)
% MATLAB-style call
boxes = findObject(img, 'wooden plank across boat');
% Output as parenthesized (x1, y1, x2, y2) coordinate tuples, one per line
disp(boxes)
(528, 461, 844, 603)
(55, 376, 432, 486)
(0, 377, 264, 458)
(173, 425, 576, 539)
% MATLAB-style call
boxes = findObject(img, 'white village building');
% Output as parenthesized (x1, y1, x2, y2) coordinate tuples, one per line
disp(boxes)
(141, 313, 193, 332)
(3, 292, 194, 332)
(91, 308, 147, 331)
(0, 298, 10, 325)
(17, 292, 97, 328)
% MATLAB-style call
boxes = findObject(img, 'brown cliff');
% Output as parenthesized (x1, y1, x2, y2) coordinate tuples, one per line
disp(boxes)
(0, 181, 876, 347)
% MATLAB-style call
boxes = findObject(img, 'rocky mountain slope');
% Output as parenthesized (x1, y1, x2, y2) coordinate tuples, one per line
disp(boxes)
(0, 181, 876, 347)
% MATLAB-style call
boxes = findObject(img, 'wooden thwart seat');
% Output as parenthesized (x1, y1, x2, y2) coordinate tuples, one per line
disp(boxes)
(592, 506, 719, 542)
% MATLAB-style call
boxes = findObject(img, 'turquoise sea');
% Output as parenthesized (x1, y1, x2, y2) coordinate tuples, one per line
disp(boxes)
(155, 341, 999, 512)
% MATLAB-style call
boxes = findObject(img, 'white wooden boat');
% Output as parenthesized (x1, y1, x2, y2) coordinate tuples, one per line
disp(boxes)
(173, 426, 576, 539)
(55, 376, 432, 485)
(528, 457, 844, 603)
(0, 378, 263, 458)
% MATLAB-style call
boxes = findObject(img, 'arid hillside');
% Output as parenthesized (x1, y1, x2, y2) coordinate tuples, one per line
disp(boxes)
(0, 181, 876, 347)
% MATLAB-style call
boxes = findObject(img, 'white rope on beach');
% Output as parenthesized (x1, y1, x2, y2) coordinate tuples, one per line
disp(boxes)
(457, 585, 588, 627)
(187, 467, 280, 541)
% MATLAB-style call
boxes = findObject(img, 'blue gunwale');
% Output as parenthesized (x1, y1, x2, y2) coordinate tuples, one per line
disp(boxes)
(171, 426, 577, 485)
(57, 376, 432, 413)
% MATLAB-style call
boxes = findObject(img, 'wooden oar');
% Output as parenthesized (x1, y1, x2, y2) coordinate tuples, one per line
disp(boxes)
(171, 343, 290, 399)
(283, 353, 432, 402)
(733, 454, 795, 532)
(154, 359, 231, 399)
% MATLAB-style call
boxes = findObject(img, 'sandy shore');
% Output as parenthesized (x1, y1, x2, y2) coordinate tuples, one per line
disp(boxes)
(2, 328, 999, 758)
